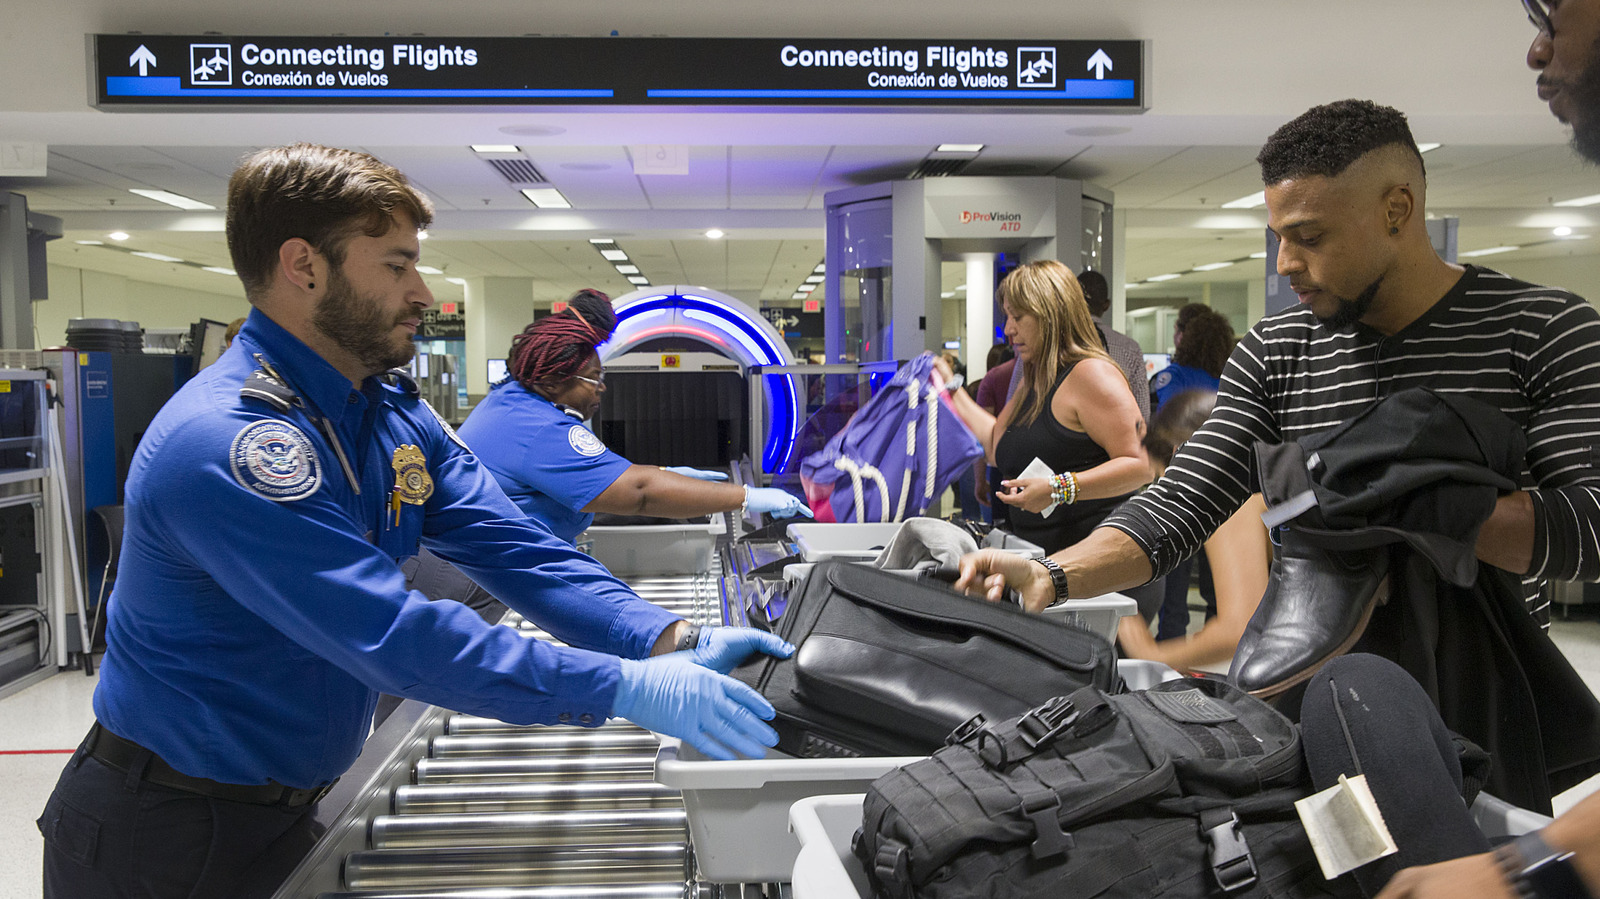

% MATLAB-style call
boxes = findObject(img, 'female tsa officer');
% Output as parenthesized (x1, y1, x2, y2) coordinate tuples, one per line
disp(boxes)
(456, 289, 811, 543)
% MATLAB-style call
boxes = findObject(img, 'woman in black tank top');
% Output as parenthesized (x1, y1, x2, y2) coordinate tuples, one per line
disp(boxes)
(938, 260, 1151, 556)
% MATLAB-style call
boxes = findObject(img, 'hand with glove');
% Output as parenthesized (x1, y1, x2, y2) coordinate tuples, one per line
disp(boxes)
(613, 653, 781, 760)
(663, 466, 729, 481)
(688, 626, 795, 674)
(744, 486, 815, 519)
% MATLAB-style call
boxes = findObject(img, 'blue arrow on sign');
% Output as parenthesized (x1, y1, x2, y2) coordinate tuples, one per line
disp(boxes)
(129, 45, 157, 76)
(1087, 48, 1113, 80)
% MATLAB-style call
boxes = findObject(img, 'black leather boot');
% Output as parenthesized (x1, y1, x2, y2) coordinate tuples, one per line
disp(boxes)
(1228, 526, 1390, 699)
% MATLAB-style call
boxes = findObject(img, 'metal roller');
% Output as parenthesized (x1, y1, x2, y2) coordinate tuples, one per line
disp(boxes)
(393, 781, 679, 815)
(369, 808, 687, 849)
(429, 732, 660, 758)
(445, 715, 647, 736)
(413, 754, 659, 784)
(341, 844, 688, 890)
(316, 885, 695, 899)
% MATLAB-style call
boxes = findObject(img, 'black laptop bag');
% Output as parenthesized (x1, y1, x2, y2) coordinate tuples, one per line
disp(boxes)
(732, 560, 1117, 758)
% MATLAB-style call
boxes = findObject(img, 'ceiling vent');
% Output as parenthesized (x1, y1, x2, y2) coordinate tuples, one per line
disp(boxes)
(907, 157, 973, 179)
(485, 157, 550, 184)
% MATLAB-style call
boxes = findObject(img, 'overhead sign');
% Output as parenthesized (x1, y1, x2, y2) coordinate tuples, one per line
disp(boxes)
(91, 36, 1146, 109)
(419, 304, 464, 339)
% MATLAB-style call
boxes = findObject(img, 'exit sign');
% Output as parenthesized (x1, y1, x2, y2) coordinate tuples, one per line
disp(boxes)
(552, 300, 569, 313)
(802, 299, 821, 313)
(441, 302, 458, 314)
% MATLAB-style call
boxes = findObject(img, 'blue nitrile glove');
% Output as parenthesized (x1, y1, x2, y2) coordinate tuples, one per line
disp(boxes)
(745, 487, 814, 519)
(612, 654, 779, 760)
(664, 466, 729, 481)
(689, 626, 795, 674)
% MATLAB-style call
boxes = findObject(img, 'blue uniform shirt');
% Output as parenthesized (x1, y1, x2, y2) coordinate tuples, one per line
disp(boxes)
(93, 310, 677, 789)
(458, 382, 634, 544)
(1149, 362, 1221, 411)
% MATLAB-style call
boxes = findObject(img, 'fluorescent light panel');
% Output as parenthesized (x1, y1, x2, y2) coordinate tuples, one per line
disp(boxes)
(1221, 191, 1266, 209)
(128, 189, 215, 211)
(1146, 273, 1181, 282)
(936, 143, 984, 153)
(1554, 193, 1600, 207)
(1459, 246, 1519, 257)
(614, 264, 640, 274)
(520, 188, 572, 208)
(1416, 142, 1442, 153)
(130, 251, 186, 263)
(202, 266, 235, 275)
(1192, 262, 1235, 272)
(446, 277, 468, 286)
(470, 144, 521, 153)
(627, 275, 650, 285)
(416, 265, 444, 275)
(599, 249, 629, 261)
(1249, 251, 1269, 259)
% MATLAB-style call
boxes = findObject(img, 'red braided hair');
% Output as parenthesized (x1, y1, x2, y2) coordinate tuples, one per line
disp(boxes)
(506, 289, 617, 388)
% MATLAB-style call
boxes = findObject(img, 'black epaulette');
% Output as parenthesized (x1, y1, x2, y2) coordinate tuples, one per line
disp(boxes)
(380, 368, 421, 397)
(241, 368, 299, 412)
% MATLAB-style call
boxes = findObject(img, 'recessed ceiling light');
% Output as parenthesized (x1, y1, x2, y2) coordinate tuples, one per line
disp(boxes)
(955, 285, 966, 292)
(804, 275, 825, 284)
(470, 144, 520, 153)
(705, 229, 725, 239)
(446, 277, 467, 286)
(941, 291, 955, 298)
(615, 264, 640, 274)
(128, 188, 214, 211)
(797, 284, 815, 293)
(202, 266, 236, 275)
(1221, 191, 1266, 210)
(1459, 245, 1520, 257)
(520, 188, 572, 208)
(589, 238, 613, 244)
(130, 251, 186, 263)
(1192, 262, 1235, 272)
(1249, 251, 1269, 259)
(792, 292, 808, 300)
(1554, 193, 1600, 207)
(1416, 143, 1442, 153)
(627, 275, 650, 285)
(108, 231, 130, 242)
(75, 240, 104, 246)
(599, 249, 629, 261)
(1554, 226, 1574, 237)
(813, 263, 827, 274)
(936, 143, 985, 153)
(1146, 273, 1182, 282)
(1124, 283, 1142, 290)
(416, 265, 444, 275)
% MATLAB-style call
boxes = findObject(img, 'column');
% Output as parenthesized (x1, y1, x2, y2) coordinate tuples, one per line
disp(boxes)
(963, 253, 995, 379)
(464, 276, 535, 397)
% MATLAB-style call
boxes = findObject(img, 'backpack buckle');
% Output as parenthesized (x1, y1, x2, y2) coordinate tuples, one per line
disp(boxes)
(1021, 791, 1074, 860)
(1204, 812, 1258, 892)
(947, 713, 988, 746)
(1018, 696, 1080, 750)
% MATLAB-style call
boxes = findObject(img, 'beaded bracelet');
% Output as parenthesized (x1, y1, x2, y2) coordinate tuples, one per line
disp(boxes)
(1049, 471, 1079, 506)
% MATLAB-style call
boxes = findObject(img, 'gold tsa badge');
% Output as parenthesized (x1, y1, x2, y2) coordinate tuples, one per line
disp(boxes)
(391, 444, 434, 505)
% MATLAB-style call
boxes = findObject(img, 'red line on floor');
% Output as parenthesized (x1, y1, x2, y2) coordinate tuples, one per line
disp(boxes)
(0, 749, 76, 755)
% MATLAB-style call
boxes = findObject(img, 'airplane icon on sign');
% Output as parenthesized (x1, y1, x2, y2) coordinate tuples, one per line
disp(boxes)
(189, 44, 232, 85)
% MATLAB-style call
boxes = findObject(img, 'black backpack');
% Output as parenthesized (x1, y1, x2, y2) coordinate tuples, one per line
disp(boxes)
(855, 677, 1357, 899)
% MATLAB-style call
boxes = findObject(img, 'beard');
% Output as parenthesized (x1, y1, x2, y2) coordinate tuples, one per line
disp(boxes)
(311, 265, 416, 375)
(1550, 32, 1600, 164)
(1314, 275, 1382, 330)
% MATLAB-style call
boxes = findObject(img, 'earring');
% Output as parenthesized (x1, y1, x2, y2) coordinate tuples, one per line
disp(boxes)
(308, 281, 316, 289)
(1388, 227, 1398, 235)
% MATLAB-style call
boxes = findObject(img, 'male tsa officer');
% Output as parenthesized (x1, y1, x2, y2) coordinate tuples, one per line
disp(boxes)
(36, 143, 791, 899)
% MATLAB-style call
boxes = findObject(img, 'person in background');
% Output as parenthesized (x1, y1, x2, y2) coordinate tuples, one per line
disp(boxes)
(938, 350, 982, 519)
(1078, 268, 1152, 423)
(35, 144, 790, 899)
(1149, 304, 1233, 411)
(456, 290, 811, 548)
(936, 259, 1158, 615)
(1116, 390, 1271, 672)
(974, 341, 1015, 524)
(222, 315, 247, 349)
(1148, 304, 1236, 640)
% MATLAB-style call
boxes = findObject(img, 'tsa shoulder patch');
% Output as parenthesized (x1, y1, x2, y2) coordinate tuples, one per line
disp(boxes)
(567, 424, 606, 457)
(1152, 370, 1172, 391)
(229, 420, 322, 502)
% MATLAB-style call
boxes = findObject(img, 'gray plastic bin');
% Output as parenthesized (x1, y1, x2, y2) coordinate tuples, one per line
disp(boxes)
(582, 513, 724, 576)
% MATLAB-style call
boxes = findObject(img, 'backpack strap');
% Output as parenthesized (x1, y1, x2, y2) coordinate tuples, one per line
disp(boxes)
(870, 835, 915, 899)
(1199, 807, 1259, 893)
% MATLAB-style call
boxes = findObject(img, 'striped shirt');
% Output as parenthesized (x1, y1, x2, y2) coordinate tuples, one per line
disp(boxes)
(1103, 266, 1600, 624)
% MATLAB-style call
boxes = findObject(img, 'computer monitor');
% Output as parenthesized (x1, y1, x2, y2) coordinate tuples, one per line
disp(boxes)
(1144, 353, 1172, 379)
(486, 358, 508, 384)
(189, 319, 230, 371)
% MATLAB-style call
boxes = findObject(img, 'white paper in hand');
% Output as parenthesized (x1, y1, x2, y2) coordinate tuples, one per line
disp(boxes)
(1019, 456, 1059, 518)
(1294, 774, 1398, 880)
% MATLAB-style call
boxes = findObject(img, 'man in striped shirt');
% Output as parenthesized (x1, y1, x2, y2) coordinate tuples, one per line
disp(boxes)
(958, 99, 1600, 631)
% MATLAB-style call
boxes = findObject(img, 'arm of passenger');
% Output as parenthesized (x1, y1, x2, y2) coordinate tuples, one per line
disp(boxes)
(1057, 358, 1151, 499)
(1514, 299, 1600, 580)
(584, 464, 745, 518)
(1117, 494, 1269, 670)
(935, 355, 1001, 461)
(955, 526, 1156, 614)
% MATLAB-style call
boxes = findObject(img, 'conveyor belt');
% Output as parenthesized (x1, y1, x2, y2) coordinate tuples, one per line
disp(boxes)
(282, 572, 726, 899)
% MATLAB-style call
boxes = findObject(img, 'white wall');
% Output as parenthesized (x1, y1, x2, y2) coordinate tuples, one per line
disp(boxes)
(36, 263, 248, 350)
(1488, 255, 1600, 307)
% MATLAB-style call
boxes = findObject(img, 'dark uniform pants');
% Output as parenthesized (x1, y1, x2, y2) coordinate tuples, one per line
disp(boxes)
(38, 735, 323, 899)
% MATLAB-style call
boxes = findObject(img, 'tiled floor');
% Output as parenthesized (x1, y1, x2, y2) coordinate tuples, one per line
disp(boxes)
(2, 614, 1599, 899)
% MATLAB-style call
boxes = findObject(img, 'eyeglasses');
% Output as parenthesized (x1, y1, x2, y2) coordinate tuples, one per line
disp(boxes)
(1524, 0, 1554, 34)
(572, 371, 606, 388)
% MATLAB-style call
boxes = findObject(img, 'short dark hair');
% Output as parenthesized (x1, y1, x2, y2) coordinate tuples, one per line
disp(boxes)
(1077, 269, 1110, 316)
(1257, 99, 1424, 186)
(1144, 389, 1216, 467)
(1172, 305, 1234, 379)
(226, 144, 434, 301)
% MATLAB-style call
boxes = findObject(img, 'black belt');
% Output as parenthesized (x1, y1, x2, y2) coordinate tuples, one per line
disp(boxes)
(84, 722, 336, 808)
